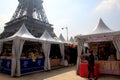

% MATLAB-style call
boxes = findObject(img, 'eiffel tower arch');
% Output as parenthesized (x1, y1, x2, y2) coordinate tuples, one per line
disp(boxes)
(0, 0, 56, 39)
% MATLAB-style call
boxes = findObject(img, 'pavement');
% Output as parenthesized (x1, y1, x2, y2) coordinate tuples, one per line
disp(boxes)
(0, 66, 120, 80)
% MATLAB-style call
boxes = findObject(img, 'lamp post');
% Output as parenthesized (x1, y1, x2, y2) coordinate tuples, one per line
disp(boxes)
(62, 27, 68, 41)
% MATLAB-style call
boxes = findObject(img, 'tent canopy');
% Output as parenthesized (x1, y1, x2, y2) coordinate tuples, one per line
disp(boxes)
(92, 18, 112, 34)
(69, 37, 75, 43)
(76, 18, 120, 42)
(2, 24, 39, 42)
(10, 24, 35, 38)
(58, 34, 66, 42)
(40, 30, 55, 41)
(39, 30, 62, 44)
(69, 37, 77, 45)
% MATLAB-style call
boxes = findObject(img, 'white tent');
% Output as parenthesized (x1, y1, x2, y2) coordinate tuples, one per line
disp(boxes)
(58, 34, 66, 42)
(69, 37, 77, 45)
(0, 40, 3, 70)
(2, 24, 38, 42)
(0, 39, 3, 54)
(40, 30, 55, 41)
(39, 30, 65, 70)
(0, 25, 66, 76)
(75, 18, 120, 74)
(69, 37, 74, 43)
(91, 18, 112, 34)
(57, 34, 66, 66)
(1, 24, 39, 76)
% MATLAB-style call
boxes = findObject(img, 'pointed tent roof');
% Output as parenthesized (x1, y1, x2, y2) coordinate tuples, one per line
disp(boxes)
(92, 18, 112, 34)
(69, 37, 77, 45)
(76, 18, 120, 42)
(40, 30, 55, 41)
(2, 24, 37, 42)
(10, 24, 35, 38)
(69, 37, 75, 43)
(58, 34, 65, 42)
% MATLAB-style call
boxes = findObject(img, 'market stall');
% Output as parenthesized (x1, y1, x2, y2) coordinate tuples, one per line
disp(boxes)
(20, 41, 45, 74)
(68, 37, 77, 65)
(75, 19, 120, 76)
(0, 24, 66, 77)
(50, 44, 61, 67)
(0, 24, 43, 76)
(0, 41, 12, 75)
(39, 31, 65, 70)
(58, 34, 78, 66)
(0, 41, 45, 75)
(64, 43, 77, 66)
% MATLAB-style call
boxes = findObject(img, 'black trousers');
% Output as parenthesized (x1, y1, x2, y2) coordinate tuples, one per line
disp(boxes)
(88, 65, 95, 78)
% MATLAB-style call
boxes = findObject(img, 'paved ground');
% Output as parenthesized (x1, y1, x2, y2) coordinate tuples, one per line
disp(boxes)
(0, 66, 120, 80)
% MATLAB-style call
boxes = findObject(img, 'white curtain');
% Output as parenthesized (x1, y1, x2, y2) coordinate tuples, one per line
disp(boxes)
(16, 39, 25, 76)
(11, 40, 17, 76)
(11, 38, 25, 76)
(0, 41, 3, 54)
(76, 39, 84, 75)
(42, 41, 51, 70)
(0, 41, 3, 69)
(59, 43, 65, 66)
(113, 36, 120, 60)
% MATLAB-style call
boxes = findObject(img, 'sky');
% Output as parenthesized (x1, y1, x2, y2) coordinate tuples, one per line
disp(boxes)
(0, 0, 120, 40)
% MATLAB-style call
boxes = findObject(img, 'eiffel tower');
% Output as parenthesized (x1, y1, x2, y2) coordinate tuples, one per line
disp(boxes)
(0, 0, 56, 39)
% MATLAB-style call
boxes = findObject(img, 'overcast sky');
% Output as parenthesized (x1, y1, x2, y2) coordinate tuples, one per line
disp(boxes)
(0, 0, 120, 40)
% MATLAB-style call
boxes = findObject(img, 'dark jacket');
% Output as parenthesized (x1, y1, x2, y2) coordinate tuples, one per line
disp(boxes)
(88, 54, 95, 66)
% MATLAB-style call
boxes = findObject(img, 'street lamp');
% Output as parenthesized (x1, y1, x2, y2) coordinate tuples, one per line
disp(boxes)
(62, 27, 68, 41)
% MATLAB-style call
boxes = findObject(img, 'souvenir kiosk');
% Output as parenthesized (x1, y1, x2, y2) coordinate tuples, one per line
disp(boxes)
(39, 31, 65, 69)
(0, 24, 45, 76)
(75, 19, 120, 77)
(64, 37, 77, 66)
(58, 34, 78, 66)
(0, 24, 65, 77)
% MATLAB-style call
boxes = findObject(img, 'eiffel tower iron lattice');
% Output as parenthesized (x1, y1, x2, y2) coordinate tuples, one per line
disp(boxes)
(11, 0, 48, 23)
(0, 0, 56, 39)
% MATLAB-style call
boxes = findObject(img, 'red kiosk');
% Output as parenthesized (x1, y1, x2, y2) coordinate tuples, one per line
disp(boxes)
(76, 18, 120, 77)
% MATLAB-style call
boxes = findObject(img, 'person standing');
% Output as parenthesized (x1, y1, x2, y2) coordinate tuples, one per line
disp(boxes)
(87, 50, 96, 80)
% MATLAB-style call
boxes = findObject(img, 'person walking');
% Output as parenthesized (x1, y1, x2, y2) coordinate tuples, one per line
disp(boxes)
(87, 50, 97, 80)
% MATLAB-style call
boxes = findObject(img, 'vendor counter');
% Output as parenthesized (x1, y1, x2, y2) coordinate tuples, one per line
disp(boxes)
(96, 61, 120, 75)
(0, 58, 44, 75)
(79, 60, 120, 77)
(50, 59, 60, 67)
(0, 58, 11, 75)
(79, 63, 99, 77)
(20, 58, 44, 73)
